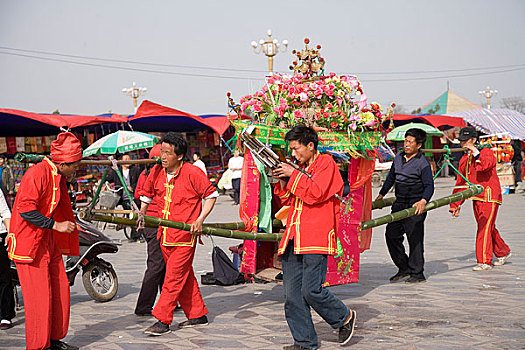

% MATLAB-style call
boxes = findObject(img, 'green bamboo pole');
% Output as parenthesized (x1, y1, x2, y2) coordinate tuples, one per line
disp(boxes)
(360, 185, 483, 231)
(371, 196, 396, 210)
(108, 156, 136, 210)
(14, 153, 159, 165)
(82, 211, 283, 242)
(88, 167, 109, 209)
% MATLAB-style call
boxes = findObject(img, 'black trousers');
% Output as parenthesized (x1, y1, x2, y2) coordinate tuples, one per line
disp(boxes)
(0, 232, 15, 320)
(385, 202, 427, 278)
(232, 178, 241, 205)
(134, 227, 166, 314)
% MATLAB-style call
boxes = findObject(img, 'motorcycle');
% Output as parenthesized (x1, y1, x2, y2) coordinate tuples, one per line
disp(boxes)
(11, 212, 120, 304)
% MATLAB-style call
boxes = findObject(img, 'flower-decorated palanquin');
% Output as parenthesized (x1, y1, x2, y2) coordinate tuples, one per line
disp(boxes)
(228, 39, 394, 286)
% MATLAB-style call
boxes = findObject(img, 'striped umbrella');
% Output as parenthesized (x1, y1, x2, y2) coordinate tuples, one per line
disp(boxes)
(83, 130, 158, 157)
(448, 108, 525, 140)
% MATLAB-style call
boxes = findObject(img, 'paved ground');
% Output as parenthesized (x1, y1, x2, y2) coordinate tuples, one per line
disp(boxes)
(2, 177, 524, 349)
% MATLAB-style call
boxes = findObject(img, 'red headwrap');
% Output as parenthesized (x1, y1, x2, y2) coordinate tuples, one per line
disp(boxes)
(149, 143, 161, 159)
(51, 132, 83, 163)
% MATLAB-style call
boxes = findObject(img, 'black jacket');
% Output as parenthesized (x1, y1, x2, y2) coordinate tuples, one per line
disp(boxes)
(107, 165, 141, 196)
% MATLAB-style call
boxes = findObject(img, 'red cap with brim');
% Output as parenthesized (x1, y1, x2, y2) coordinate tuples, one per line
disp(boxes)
(51, 132, 83, 163)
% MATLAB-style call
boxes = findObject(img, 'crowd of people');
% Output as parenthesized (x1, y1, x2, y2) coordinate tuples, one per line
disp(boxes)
(0, 125, 518, 349)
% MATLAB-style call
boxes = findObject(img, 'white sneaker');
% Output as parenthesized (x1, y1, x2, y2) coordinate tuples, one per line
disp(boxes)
(472, 263, 493, 271)
(493, 252, 511, 266)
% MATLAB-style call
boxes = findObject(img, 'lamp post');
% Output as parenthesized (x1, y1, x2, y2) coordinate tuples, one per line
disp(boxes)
(251, 29, 288, 73)
(479, 86, 497, 109)
(122, 82, 147, 113)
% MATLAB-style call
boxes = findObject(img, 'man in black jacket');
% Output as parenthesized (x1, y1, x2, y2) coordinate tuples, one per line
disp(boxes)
(107, 153, 142, 241)
(376, 128, 434, 283)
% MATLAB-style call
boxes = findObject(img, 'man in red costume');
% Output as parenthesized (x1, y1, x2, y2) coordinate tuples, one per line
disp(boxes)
(450, 126, 511, 271)
(7, 132, 81, 350)
(140, 132, 218, 336)
(272, 125, 356, 350)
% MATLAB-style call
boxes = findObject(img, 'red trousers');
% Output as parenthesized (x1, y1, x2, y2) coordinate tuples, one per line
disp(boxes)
(152, 244, 208, 324)
(16, 232, 70, 350)
(473, 201, 510, 264)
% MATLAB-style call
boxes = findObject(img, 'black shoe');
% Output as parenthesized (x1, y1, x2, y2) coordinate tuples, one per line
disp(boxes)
(389, 271, 410, 282)
(405, 275, 426, 283)
(338, 309, 356, 345)
(135, 310, 152, 316)
(178, 315, 208, 329)
(144, 321, 171, 336)
(283, 345, 313, 350)
(50, 340, 79, 350)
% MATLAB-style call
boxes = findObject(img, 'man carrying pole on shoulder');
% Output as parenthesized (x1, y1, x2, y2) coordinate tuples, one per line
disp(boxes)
(7, 132, 81, 350)
(449, 126, 511, 271)
(140, 132, 218, 336)
(272, 125, 356, 350)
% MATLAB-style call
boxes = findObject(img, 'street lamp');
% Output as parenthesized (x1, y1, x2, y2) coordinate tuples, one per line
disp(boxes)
(122, 82, 147, 113)
(251, 29, 288, 73)
(479, 86, 497, 109)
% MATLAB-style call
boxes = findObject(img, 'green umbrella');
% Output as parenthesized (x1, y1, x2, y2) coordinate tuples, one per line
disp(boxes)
(386, 123, 443, 141)
(83, 130, 158, 157)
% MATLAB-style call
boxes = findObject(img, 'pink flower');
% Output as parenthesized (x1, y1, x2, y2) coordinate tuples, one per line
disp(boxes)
(350, 122, 357, 131)
(255, 91, 264, 98)
(364, 119, 377, 127)
(299, 92, 308, 102)
(357, 93, 368, 111)
(253, 103, 262, 112)
(294, 110, 304, 120)
(241, 102, 249, 111)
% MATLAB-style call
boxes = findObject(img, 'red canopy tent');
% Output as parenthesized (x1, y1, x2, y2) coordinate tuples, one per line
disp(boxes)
(392, 114, 466, 129)
(0, 108, 127, 136)
(129, 100, 231, 136)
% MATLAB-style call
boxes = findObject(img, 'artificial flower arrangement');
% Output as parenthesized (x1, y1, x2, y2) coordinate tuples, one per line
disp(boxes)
(235, 38, 393, 134)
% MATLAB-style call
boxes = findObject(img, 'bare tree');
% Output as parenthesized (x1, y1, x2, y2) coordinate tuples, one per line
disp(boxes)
(501, 96, 525, 114)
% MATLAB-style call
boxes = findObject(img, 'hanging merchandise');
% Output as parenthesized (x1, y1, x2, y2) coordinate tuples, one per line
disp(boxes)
(16, 137, 25, 152)
(0, 138, 7, 153)
(6, 137, 16, 154)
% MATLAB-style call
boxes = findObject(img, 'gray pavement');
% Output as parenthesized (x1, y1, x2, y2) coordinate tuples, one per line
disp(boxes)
(2, 177, 524, 349)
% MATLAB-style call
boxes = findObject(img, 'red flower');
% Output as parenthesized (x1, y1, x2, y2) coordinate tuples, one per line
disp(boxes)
(227, 92, 231, 97)
(331, 121, 338, 129)
(304, 38, 310, 44)
(316, 45, 321, 49)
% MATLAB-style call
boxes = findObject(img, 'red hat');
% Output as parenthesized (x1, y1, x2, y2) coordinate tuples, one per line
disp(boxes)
(51, 132, 83, 163)
(149, 143, 161, 159)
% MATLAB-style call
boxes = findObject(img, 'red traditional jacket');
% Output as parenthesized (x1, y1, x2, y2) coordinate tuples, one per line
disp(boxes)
(450, 147, 502, 210)
(7, 157, 79, 263)
(274, 154, 343, 255)
(141, 163, 215, 247)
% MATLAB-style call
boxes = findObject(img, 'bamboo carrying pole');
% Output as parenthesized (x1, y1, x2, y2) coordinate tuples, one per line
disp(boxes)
(15, 153, 159, 166)
(80, 211, 283, 242)
(360, 185, 484, 230)
(81, 185, 482, 242)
